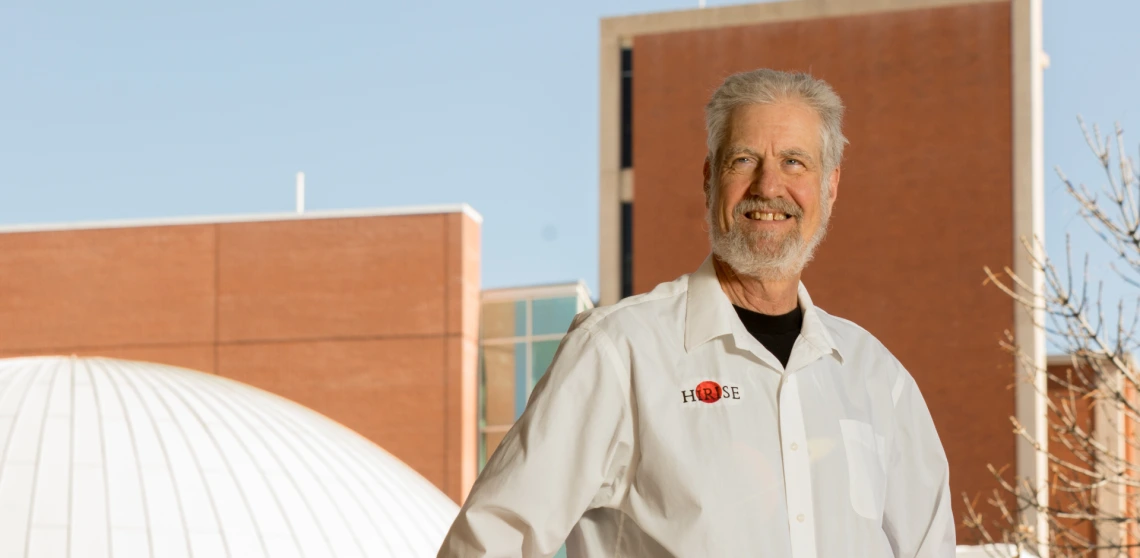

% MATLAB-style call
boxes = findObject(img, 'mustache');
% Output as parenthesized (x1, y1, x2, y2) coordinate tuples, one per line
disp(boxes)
(733, 197, 803, 218)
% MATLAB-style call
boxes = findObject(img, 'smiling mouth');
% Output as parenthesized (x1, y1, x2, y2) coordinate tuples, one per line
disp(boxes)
(744, 211, 792, 222)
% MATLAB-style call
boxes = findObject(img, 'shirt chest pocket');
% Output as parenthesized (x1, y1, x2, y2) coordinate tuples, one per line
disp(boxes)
(839, 419, 887, 520)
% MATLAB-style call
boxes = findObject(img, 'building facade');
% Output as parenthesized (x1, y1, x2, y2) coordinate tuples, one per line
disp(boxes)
(0, 205, 482, 503)
(475, 281, 593, 558)
(478, 282, 594, 469)
(597, 0, 1046, 542)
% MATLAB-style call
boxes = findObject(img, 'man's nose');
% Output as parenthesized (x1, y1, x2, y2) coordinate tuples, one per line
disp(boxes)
(749, 164, 784, 199)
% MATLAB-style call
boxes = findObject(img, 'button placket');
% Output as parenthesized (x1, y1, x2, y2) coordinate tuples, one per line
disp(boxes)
(778, 373, 817, 558)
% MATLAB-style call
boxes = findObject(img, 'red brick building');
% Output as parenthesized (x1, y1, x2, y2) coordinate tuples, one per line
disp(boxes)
(597, 0, 1047, 542)
(0, 205, 482, 503)
(0, 0, 1064, 547)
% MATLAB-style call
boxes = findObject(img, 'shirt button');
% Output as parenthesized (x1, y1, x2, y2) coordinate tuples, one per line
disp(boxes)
(797, 514, 805, 523)
(790, 442, 799, 451)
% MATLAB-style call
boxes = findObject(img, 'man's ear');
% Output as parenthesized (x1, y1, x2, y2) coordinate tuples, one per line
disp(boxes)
(703, 158, 713, 208)
(827, 165, 840, 207)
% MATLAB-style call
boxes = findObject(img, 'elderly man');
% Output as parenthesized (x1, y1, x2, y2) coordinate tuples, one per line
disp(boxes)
(438, 69, 955, 557)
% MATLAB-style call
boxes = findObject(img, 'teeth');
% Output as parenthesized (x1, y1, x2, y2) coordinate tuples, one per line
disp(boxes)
(748, 211, 788, 221)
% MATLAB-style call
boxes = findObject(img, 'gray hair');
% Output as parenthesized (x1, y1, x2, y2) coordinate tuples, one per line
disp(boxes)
(705, 69, 848, 176)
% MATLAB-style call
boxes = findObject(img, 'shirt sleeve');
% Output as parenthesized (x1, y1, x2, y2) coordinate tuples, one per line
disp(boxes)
(882, 368, 957, 557)
(437, 323, 635, 558)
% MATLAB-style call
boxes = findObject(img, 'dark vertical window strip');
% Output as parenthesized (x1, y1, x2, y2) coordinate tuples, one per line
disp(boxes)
(620, 202, 634, 299)
(619, 46, 634, 299)
(619, 47, 633, 169)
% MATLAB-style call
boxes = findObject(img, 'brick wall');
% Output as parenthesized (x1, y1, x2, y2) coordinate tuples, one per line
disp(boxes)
(628, 2, 1015, 538)
(0, 211, 480, 502)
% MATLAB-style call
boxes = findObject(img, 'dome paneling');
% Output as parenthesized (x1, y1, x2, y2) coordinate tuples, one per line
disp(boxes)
(0, 356, 457, 558)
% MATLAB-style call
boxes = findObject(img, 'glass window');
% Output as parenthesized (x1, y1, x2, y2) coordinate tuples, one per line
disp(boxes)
(484, 430, 508, 464)
(531, 296, 579, 336)
(481, 301, 517, 340)
(531, 339, 562, 384)
(513, 342, 528, 418)
(621, 202, 633, 299)
(514, 301, 528, 337)
(481, 344, 516, 427)
(478, 361, 487, 469)
(479, 285, 594, 478)
(620, 46, 633, 170)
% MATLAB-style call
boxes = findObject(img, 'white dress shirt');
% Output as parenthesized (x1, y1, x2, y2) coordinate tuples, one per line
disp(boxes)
(439, 256, 956, 557)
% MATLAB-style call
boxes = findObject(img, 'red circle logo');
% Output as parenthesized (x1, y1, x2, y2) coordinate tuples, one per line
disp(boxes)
(695, 380, 721, 403)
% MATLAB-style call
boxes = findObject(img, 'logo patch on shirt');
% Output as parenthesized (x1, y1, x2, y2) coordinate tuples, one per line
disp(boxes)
(681, 380, 742, 405)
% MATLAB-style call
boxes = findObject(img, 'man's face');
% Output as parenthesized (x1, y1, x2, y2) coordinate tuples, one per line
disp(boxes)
(705, 101, 840, 280)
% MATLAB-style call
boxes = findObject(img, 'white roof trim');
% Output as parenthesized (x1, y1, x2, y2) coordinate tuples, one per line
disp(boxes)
(1046, 353, 1139, 368)
(1047, 354, 1073, 367)
(482, 280, 593, 304)
(0, 203, 483, 234)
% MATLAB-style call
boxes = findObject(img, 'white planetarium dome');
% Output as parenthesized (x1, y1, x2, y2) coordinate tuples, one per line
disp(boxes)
(0, 356, 458, 558)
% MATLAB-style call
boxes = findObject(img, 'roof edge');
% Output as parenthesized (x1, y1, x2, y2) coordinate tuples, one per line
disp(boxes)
(482, 280, 594, 303)
(0, 203, 484, 234)
(599, 0, 1007, 38)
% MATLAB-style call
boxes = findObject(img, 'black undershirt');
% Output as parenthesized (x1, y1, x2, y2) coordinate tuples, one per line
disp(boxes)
(733, 305, 803, 368)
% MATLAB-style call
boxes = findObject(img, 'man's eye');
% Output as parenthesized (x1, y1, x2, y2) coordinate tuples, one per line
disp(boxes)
(732, 157, 753, 165)
(785, 158, 803, 166)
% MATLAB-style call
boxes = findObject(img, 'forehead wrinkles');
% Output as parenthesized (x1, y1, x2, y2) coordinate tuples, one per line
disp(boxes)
(722, 102, 823, 163)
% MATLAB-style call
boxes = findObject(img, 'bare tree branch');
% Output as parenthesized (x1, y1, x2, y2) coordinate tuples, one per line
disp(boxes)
(968, 119, 1140, 557)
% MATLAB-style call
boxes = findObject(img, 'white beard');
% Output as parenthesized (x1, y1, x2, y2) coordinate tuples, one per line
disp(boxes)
(706, 185, 831, 281)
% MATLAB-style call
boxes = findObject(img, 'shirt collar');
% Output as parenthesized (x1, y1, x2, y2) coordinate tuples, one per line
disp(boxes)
(796, 281, 843, 362)
(684, 255, 737, 353)
(684, 254, 843, 362)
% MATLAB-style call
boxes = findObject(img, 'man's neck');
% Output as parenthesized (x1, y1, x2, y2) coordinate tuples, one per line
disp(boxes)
(713, 257, 800, 316)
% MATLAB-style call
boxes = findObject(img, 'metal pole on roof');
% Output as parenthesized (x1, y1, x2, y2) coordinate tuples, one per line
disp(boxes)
(296, 172, 305, 214)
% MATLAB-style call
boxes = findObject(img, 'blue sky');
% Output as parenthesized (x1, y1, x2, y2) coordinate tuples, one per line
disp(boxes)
(1042, 0, 1140, 346)
(2, 0, 1138, 316)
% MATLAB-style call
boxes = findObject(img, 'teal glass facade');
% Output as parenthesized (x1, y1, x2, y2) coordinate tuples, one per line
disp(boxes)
(478, 283, 593, 558)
